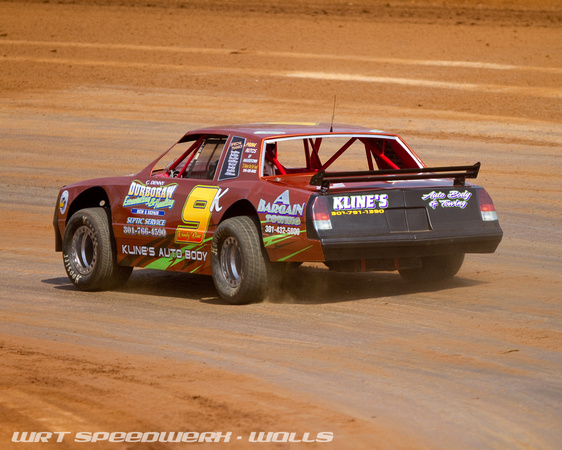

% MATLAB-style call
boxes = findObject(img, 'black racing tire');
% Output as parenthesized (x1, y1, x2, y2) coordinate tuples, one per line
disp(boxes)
(399, 253, 465, 283)
(62, 207, 132, 291)
(211, 216, 272, 304)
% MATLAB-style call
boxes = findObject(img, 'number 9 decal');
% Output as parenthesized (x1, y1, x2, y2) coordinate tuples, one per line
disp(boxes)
(175, 186, 221, 244)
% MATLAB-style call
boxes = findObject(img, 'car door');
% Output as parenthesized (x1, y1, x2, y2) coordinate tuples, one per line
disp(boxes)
(118, 135, 228, 273)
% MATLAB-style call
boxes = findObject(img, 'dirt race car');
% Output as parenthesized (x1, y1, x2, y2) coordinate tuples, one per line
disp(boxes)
(54, 123, 503, 304)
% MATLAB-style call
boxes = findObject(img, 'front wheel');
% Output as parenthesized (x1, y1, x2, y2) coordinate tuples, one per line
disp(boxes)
(62, 207, 132, 291)
(399, 253, 465, 283)
(211, 216, 273, 304)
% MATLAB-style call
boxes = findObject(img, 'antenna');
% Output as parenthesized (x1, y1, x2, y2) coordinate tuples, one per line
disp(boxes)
(330, 95, 337, 132)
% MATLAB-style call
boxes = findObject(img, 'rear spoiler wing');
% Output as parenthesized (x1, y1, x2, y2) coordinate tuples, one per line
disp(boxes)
(310, 162, 481, 194)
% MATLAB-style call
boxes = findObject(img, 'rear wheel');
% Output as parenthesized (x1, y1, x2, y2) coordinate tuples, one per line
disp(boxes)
(211, 216, 275, 304)
(399, 253, 465, 283)
(62, 207, 132, 291)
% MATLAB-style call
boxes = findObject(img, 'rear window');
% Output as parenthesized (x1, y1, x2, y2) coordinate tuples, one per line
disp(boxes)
(262, 134, 421, 176)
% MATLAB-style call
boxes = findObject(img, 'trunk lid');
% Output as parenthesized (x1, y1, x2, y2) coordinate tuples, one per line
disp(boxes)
(323, 183, 482, 238)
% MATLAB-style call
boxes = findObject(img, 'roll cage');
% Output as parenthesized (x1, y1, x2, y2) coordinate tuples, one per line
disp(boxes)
(261, 134, 423, 177)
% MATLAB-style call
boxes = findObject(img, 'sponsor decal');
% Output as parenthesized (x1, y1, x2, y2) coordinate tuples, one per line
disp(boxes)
(244, 142, 258, 154)
(123, 226, 166, 237)
(421, 190, 472, 209)
(176, 186, 228, 244)
(331, 209, 385, 216)
(146, 179, 166, 186)
(241, 162, 258, 174)
(123, 180, 177, 210)
(332, 194, 389, 211)
(258, 190, 305, 226)
(242, 149, 259, 173)
(131, 208, 165, 216)
(263, 225, 302, 236)
(126, 217, 166, 226)
(218, 136, 245, 180)
(59, 190, 69, 215)
(121, 245, 207, 262)
(121, 245, 155, 257)
(12, 431, 333, 444)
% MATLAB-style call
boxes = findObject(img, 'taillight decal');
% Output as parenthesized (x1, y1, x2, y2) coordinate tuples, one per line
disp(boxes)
(477, 189, 498, 221)
(312, 196, 333, 231)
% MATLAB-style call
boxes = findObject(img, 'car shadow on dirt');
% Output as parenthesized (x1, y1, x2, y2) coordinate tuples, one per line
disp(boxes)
(43, 265, 484, 305)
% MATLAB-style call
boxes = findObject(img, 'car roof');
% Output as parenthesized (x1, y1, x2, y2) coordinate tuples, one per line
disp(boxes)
(182, 123, 395, 140)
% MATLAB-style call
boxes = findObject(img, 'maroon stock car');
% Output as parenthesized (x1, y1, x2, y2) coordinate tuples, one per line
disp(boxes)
(54, 123, 503, 304)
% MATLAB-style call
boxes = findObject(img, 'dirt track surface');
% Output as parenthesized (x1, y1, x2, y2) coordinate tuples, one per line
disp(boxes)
(1, 1, 561, 448)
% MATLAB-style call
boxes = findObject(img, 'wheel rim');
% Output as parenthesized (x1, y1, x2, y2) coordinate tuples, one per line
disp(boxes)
(220, 236, 242, 288)
(70, 225, 97, 275)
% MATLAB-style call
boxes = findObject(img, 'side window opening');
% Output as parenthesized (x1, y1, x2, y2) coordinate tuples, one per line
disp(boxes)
(262, 143, 285, 176)
(161, 135, 227, 180)
(184, 137, 225, 179)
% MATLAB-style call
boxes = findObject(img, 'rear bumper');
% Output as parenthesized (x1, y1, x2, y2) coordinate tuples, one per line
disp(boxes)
(321, 229, 503, 261)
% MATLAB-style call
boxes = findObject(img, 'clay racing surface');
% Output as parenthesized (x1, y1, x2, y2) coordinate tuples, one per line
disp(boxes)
(1, 1, 561, 448)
